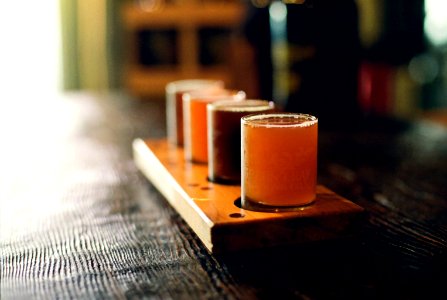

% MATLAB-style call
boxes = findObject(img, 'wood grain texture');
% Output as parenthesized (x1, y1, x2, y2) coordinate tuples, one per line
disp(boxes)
(0, 93, 249, 299)
(1, 93, 446, 299)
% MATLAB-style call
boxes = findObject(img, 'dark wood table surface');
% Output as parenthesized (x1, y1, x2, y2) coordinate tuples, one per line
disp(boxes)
(1, 92, 446, 299)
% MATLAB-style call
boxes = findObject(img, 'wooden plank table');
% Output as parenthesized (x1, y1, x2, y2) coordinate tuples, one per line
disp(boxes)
(3, 92, 447, 299)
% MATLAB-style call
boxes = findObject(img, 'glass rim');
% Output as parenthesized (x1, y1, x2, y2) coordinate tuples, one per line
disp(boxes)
(207, 99, 274, 112)
(183, 90, 246, 102)
(165, 79, 223, 93)
(241, 113, 318, 128)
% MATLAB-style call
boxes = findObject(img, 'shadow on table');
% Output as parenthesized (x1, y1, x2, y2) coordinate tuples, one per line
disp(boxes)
(214, 235, 445, 300)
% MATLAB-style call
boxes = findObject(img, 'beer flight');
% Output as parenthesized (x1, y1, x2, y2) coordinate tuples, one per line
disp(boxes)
(165, 79, 318, 212)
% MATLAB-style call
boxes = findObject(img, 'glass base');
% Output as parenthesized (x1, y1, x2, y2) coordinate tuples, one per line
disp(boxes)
(241, 197, 315, 213)
(207, 175, 240, 185)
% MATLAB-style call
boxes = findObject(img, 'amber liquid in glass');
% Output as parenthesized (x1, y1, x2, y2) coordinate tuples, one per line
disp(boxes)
(189, 98, 211, 163)
(242, 114, 318, 210)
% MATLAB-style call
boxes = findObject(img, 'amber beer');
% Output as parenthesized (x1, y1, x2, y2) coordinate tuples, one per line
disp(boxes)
(241, 113, 318, 211)
(207, 100, 274, 184)
(183, 89, 245, 163)
(165, 79, 224, 146)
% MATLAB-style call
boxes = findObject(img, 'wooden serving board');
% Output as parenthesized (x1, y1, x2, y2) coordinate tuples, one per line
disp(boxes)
(133, 138, 364, 253)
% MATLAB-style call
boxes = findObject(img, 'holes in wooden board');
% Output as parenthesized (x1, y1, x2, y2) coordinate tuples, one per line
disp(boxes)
(229, 213, 245, 218)
(227, 198, 245, 218)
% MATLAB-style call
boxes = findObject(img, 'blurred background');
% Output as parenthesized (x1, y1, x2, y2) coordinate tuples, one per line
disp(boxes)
(0, 0, 446, 124)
